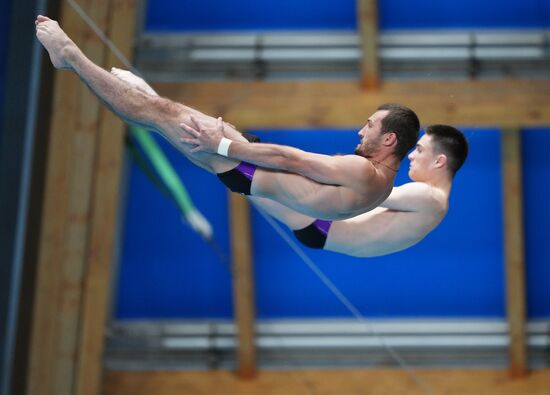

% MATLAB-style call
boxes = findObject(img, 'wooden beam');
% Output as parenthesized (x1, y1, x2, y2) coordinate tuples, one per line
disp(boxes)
(28, 1, 110, 394)
(74, 1, 138, 394)
(155, 80, 550, 129)
(102, 368, 550, 395)
(28, 1, 137, 394)
(501, 127, 527, 378)
(228, 193, 256, 378)
(357, 0, 380, 90)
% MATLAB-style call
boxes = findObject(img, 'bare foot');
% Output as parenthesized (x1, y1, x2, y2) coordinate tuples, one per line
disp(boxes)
(110, 68, 159, 96)
(35, 15, 77, 70)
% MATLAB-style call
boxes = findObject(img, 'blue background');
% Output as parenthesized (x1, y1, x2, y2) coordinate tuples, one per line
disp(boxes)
(115, 128, 539, 320)
(18, 0, 540, 321)
(145, 0, 550, 31)
(522, 128, 550, 318)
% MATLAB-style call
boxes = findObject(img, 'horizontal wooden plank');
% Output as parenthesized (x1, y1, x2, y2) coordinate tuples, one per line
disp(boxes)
(153, 80, 550, 128)
(103, 368, 550, 395)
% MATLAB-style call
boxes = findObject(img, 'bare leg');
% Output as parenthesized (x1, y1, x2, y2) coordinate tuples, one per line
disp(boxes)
(109, 68, 214, 172)
(111, 67, 245, 141)
(35, 15, 245, 174)
(110, 69, 320, 228)
(108, 68, 322, 231)
(110, 67, 256, 173)
(110, 68, 158, 96)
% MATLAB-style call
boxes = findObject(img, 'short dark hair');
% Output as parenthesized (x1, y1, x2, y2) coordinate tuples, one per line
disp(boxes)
(425, 124, 469, 176)
(377, 103, 420, 160)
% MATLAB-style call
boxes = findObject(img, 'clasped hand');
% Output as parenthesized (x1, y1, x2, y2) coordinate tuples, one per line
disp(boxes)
(180, 116, 225, 153)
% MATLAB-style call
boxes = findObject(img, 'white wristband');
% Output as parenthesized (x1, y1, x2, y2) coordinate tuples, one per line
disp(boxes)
(217, 137, 232, 157)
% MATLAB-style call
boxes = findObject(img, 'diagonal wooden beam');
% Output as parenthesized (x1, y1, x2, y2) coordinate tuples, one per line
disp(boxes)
(28, 1, 112, 394)
(28, 1, 137, 394)
(74, 1, 138, 394)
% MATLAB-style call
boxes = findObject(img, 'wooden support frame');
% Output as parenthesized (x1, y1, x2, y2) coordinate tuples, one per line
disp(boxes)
(501, 127, 528, 378)
(228, 193, 257, 378)
(75, 1, 138, 394)
(357, 0, 380, 90)
(27, 1, 137, 394)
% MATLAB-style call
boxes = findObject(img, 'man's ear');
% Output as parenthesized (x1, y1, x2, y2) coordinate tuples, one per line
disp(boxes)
(434, 154, 448, 169)
(384, 132, 397, 147)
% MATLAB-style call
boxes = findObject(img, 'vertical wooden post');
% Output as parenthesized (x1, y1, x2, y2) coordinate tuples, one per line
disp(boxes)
(501, 127, 528, 378)
(357, 0, 380, 90)
(228, 193, 256, 378)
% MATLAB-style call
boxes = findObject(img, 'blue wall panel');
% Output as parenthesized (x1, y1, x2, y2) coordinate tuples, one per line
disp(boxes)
(116, 134, 234, 319)
(522, 128, 550, 318)
(145, 0, 356, 31)
(379, 0, 550, 29)
(145, 0, 550, 32)
(116, 128, 506, 319)
(250, 129, 504, 318)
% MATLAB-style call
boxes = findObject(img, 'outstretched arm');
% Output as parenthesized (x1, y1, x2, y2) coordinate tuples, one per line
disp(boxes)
(378, 182, 436, 212)
(181, 116, 376, 190)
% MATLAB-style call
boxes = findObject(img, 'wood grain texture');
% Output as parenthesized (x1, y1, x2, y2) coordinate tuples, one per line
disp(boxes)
(29, 1, 137, 394)
(74, 0, 138, 394)
(501, 128, 527, 378)
(153, 80, 550, 129)
(357, 0, 380, 90)
(28, 1, 110, 394)
(103, 368, 550, 395)
(228, 193, 257, 378)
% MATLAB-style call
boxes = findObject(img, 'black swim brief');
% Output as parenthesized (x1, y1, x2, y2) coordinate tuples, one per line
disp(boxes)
(293, 219, 333, 249)
(216, 132, 260, 195)
(217, 161, 257, 195)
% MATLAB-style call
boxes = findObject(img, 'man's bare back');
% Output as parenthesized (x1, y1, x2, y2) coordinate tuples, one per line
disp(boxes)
(35, 15, 419, 220)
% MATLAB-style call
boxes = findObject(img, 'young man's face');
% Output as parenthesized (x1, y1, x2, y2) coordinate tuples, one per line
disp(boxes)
(355, 110, 389, 157)
(407, 134, 439, 181)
